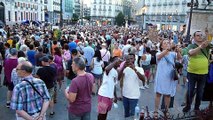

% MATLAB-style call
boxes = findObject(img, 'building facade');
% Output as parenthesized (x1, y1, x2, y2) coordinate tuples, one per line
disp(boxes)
(62, 0, 73, 22)
(73, 0, 81, 17)
(0, 0, 45, 24)
(135, 0, 190, 31)
(90, 0, 123, 25)
(45, 0, 61, 25)
(83, 4, 90, 17)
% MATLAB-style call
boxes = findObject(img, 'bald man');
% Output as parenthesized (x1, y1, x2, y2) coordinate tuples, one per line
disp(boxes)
(10, 61, 50, 120)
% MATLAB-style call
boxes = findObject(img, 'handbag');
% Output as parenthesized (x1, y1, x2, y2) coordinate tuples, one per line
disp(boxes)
(164, 56, 179, 81)
(208, 63, 213, 83)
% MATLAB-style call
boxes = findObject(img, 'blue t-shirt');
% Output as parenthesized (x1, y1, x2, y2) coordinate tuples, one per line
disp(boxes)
(68, 41, 77, 52)
(83, 46, 95, 66)
(27, 50, 36, 66)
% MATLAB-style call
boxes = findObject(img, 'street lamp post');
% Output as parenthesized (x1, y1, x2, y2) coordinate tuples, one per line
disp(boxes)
(60, 0, 63, 28)
(185, 0, 194, 43)
(124, 15, 128, 28)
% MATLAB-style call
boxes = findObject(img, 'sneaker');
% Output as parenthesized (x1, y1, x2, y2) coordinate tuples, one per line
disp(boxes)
(194, 107, 200, 111)
(140, 86, 146, 90)
(182, 106, 191, 113)
(6, 102, 10, 108)
(113, 103, 118, 108)
(145, 85, 149, 89)
(50, 112, 55, 117)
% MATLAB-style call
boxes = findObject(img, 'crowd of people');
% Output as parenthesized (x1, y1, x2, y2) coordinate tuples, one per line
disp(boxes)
(0, 23, 212, 120)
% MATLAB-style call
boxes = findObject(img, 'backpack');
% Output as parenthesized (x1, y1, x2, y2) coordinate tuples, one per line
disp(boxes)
(150, 50, 157, 65)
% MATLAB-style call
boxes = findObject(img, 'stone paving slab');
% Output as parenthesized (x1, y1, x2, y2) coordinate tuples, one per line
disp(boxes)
(0, 78, 210, 120)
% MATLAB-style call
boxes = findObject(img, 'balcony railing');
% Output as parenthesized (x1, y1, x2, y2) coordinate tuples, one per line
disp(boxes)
(158, 3, 161, 6)
(182, 0, 187, 5)
(175, 2, 179, 5)
(169, 2, 173, 6)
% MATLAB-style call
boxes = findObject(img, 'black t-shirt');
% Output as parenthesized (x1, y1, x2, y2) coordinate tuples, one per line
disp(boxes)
(37, 66, 56, 89)
(150, 50, 158, 65)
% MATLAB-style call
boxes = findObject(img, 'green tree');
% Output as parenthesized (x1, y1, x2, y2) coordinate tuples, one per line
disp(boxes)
(83, 16, 91, 21)
(72, 13, 79, 22)
(115, 12, 125, 26)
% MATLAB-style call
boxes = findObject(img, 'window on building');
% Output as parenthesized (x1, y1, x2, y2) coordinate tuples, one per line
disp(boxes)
(8, 11, 11, 21)
(21, 12, 23, 20)
(26, 12, 28, 20)
(109, 0, 112, 4)
(31, 13, 33, 20)
(15, 11, 17, 21)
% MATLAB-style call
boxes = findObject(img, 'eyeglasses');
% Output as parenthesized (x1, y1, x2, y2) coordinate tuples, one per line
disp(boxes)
(16, 68, 23, 71)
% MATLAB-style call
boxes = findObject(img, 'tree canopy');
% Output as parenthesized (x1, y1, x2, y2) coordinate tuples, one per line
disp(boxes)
(115, 12, 125, 26)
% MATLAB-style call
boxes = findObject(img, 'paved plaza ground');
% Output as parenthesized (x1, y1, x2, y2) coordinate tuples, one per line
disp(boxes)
(0, 77, 210, 120)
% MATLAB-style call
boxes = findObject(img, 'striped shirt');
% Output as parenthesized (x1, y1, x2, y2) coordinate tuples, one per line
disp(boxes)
(10, 75, 50, 115)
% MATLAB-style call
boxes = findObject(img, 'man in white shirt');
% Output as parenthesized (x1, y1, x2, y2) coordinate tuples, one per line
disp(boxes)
(122, 41, 132, 58)
(118, 53, 145, 118)
(100, 43, 110, 68)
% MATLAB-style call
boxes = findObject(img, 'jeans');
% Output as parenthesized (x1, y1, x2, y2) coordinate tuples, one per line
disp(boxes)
(186, 72, 207, 109)
(68, 112, 90, 120)
(123, 96, 138, 118)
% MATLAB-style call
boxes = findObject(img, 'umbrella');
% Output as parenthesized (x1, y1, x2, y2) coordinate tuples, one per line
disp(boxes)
(21, 20, 30, 25)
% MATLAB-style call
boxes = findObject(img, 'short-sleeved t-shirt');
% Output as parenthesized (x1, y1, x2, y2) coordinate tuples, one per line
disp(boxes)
(122, 66, 144, 99)
(37, 66, 56, 89)
(98, 68, 118, 98)
(187, 44, 210, 74)
(68, 73, 94, 115)
(91, 58, 104, 75)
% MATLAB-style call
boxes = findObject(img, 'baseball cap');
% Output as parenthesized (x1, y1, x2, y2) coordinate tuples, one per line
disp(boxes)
(39, 56, 49, 62)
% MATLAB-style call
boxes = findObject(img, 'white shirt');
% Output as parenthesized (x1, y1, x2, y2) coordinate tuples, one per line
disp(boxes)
(122, 44, 131, 56)
(138, 45, 144, 56)
(100, 49, 110, 62)
(98, 68, 118, 98)
(147, 40, 152, 48)
(91, 58, 104, 75)
(141, 54, 152, 66)
(122, 66, 144, 99)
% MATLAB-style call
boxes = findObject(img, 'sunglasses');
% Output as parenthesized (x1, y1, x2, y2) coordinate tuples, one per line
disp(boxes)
(196, 34, 202, 37)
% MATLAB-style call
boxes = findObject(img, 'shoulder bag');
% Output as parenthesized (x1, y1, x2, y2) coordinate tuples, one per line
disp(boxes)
(164, 56, 179, 81)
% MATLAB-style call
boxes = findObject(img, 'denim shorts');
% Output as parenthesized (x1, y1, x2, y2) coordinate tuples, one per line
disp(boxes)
(92, 73, 102, 79)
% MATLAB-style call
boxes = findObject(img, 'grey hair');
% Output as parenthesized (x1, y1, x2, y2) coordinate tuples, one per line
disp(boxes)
(73, 57, 86, 70)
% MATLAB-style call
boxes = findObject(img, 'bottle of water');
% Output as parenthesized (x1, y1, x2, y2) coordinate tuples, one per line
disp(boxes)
(134, 104, 140, 120)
